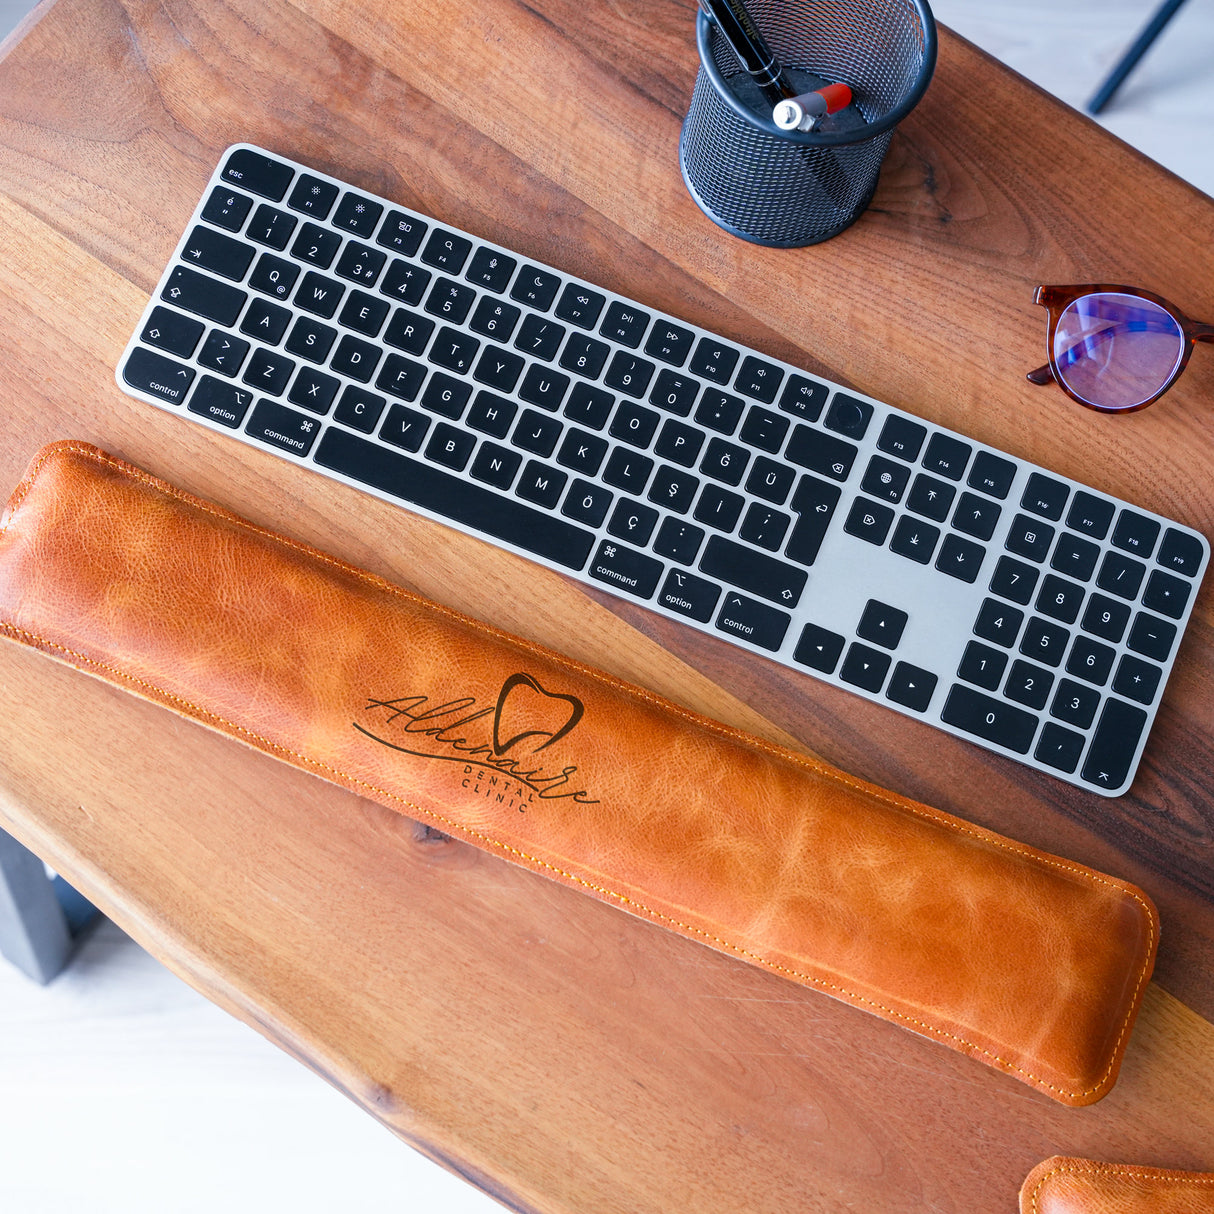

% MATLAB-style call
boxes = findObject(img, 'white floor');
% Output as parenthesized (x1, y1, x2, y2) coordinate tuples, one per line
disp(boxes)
(1, 2, 1211, 1212)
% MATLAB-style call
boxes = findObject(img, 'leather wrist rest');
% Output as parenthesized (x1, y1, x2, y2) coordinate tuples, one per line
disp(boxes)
(0, 442, 1159, 1105)
(1021, 1156, 1214, 1212)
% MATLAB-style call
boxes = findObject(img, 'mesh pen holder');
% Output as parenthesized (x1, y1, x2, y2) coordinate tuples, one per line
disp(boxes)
(680, 0, 937, 247)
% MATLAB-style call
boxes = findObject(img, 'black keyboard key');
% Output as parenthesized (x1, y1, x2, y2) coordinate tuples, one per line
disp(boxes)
(734, 355, 783, 403)
(906, 473, 955, 522)
(242, 347, 295, 396)
(1066, 491, 1115, 540)
(473, 344, 524, 392)
(240, 297, 292, 345)
(379, 259, 432, 306)
(564, 382, 615, 430)
(291, 222, 342, 269)
(605, 351, 656, 398)
(602, 448, 653, 494)
(936, 533, 985, 583)
(693, 484, 745, 533)
(247, 203, 297, 250)
(465, 246, 516, 292)
(285, 315, 337, 363)
(589, 540, 662, 599)
(245, 398, 321, 456)
(288, 367, 340, 414)
(554, 283, 606, 329)
(648, 465, 699, 514)
(337, 290, 391, 338)
(689, 338, 738, 385)
(333, 386, 386, 434)
(221, 148, 293, 200)
(989, 555, 1039, 606)
(515, 314, 566, 362)
(1082, 699, 1148, 790)
(1157, 527, 1205, 577)
(700, 536, 807, 608)
(429, 325, 480, 375)
(610, 400, 661, 448)
(887, 662, 938, 712)
(315, 428, 595, 570)
(715, 592, 790, 652)
(941, 685, 1038, 754)
(287, 173, 339, 219)
(561, 479, 612, 525)
(332, 192, 384, 239)
(425, 423, 476, 472)
(1005, 513, 1054, 563)
(785, 425, 857, 481)
(695, 390, 745, 435)
(793, 623, 845, 674)
(161, 265, 246, 326)
(558, 428, 609, 476)
(973, 598, 1023, 647)
(1066, 635, 1116, 686)
(377, 211, 427, 257)
(877, 415, 926, 461)
(738, 503, 791, 551)
(1035, 574, 1084, 624)
(1112, 654, 1162, 704)
(375, 354, 427, 402)
(1004, 659, 1053, 710)
(958, 641, 1007, 690)
(420, 227, 472, 272)
(293, 271, 345, 319)
(514, 409, 563, 457)
(824, 393, 872, 439)
(607, 498, 659, 545)
(469, 296, 521, 342)
(198, 329, 250, 377)
(658, 570, 721, 623)
(739, 407, 788, 453)
(861, 455, 910, 504)
(1111, 509, 1160, 558)
(201, 185, 254, 232)
(518, 365, 571, 412)
(645, 321, 694, 367)
(967, 452, 1016, 499)
(786, 476, 841, 566)
(779, 374, 828, 421)
(952, 492, 1001, 541)
(380, 404, 430, 452)
(844, 498, 894, 546)
(181, 224, 256, 281)
(600, 301, 650, 348)
(330, 334, 381, 383)
(1128, 612, 1177, 662)
(560, 332, 611, 381)
(471, 443, 522, 491)
(1096, 550, 1146, 600)
(840, 644, 891, 692)
(335, 241, 388, 287)
(1141, 568, 1192, 619)
(383, 308, 434, 356)
(1080, 593, 1130, 643)
(188, 375, 254, 428)
(1051, 532, 1101, 582)
(141, 305, 204, 358)
(653, 517, 705, 564)
(249, 253, 300, 301)
(1050, 679, 1100, 730)
(649, 369, 700, 417)
(922, 433, 971, 480)
(745, 456, 794, 505)
(1020, 616, 1069, 668)
(467, 391, 517, 438)
(426, 277, 476, 325)
(1021, 472, 1069, 520)
(857, 600, 908, 648)
(700, 437, 748, 486)
(889, 515, 939, 564)
(420, 371, 472, 419)
(1035, 723, 1085, 774)
(510, 265, 561, 311)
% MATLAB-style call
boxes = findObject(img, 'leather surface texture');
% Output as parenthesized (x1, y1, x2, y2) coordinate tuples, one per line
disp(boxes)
(1021, 1157, 1214, 1212)
(0, 441, 1161, 1106)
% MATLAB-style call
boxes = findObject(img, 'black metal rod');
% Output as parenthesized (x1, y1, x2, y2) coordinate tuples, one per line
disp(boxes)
(1087, 0, 1190, 114)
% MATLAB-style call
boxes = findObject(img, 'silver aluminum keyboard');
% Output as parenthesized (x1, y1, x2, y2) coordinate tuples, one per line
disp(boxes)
(117, 144, 1209, 796)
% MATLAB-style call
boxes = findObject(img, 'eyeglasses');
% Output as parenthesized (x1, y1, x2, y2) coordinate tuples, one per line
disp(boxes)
(1026, 284, 1214, 413)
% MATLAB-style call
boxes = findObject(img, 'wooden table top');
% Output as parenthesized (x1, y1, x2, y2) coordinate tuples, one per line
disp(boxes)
(1, 2, 1212, 1209)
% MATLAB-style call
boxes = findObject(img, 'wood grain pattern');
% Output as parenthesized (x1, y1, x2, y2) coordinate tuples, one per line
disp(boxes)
(0, 1, 1211, 1209)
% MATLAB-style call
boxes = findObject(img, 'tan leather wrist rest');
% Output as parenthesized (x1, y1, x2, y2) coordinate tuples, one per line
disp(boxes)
(1021, 1157, 1214, 1212)
(0, 442, 1158, 1105)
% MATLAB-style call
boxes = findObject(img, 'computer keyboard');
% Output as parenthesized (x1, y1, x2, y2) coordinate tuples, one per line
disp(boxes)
(116, 144, 1209, 797)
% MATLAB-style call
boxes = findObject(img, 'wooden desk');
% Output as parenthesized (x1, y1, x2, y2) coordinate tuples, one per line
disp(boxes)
(1, 2, 1212, 1209)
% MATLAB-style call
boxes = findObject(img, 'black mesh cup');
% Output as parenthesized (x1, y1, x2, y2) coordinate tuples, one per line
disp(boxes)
(680, 0, 937, 247)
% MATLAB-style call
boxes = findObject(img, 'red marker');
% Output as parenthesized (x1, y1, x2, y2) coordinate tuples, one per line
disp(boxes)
(772, 82, 853, 131)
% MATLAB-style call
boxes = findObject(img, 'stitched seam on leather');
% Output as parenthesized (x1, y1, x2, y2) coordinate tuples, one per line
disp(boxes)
(0, 444, 1160, 1099)
(0, 442, 67, 541)
(1027, 1160, 1214, 1212)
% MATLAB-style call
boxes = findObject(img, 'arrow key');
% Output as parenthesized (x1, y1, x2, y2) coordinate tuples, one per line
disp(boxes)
(793, 623, 845, 674)
(886, 662, 938, 712)
(839, 643, 892, 693)
(857, 599, 908, 649)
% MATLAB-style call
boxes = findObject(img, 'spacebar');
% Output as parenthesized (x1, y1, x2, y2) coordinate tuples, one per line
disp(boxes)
(314, 428, 595, 570)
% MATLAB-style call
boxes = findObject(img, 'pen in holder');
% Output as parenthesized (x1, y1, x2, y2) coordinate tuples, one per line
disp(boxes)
(680, 0, 937, 247)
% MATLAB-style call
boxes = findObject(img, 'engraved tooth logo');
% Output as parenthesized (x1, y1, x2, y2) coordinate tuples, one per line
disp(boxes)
(492, 673, 584, 755)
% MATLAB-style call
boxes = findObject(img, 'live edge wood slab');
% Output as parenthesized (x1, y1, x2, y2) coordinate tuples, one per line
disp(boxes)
(0, 2, 1211, 1211)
